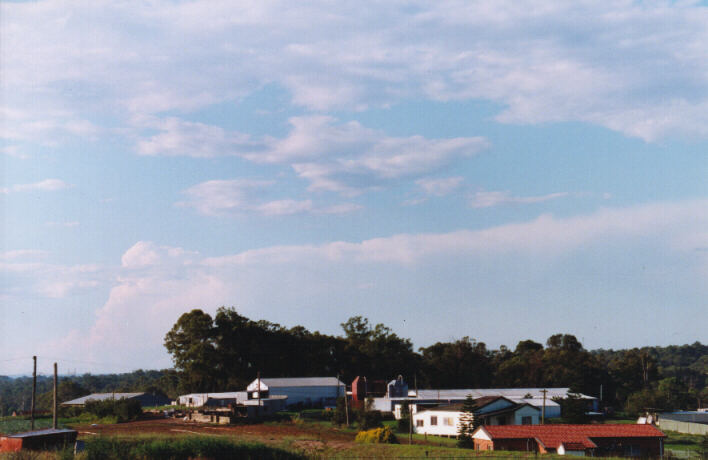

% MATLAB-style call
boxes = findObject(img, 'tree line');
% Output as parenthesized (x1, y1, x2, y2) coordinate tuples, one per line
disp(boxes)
(162, 308, 707, 415)
(1, 307, 706, 416)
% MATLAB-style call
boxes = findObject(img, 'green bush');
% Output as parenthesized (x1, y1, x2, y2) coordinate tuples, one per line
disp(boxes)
(355, 426, 399, 444)
(83, 398, 142, 422)
(83, 436, 307, 460)
(356, 408, 383, 430)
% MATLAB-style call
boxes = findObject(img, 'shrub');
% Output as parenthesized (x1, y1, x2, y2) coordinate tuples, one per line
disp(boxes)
(83, 398, 142, 422)
(356, 408, 383, 430)
(355, 426, 399, 444)
(83, 436, 307, 460)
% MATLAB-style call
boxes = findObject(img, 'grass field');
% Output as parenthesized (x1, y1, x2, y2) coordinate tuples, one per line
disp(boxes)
(663, 430, 707, 453)
(1, 414, 679, 459)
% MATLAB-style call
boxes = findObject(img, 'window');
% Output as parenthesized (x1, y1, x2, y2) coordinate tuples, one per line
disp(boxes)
(522, 416, 533, 425)
(430, 416, 438, 426)
(416, 419, 424, 427)
(444, 417, 454, 426)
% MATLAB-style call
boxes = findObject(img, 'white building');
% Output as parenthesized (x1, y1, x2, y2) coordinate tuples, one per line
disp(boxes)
(177, 392, 247, 407)
(247, 377, 345, 408)
(412, 397, 541, 437)
(374, 387, 594, 419)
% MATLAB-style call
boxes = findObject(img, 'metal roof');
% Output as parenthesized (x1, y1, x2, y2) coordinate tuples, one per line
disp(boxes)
(5, 428, 77, 438)
(255, 377, 345, 388)
(61, 392, 145, 405)
(388, 388, 589, 402)
(476, 424, 665, 449)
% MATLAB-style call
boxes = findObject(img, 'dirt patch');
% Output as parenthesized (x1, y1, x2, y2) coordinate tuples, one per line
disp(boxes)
(71, 417, 355, 446)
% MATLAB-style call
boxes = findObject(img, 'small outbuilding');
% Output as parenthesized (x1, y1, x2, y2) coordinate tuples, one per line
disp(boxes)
(0, 428, 77, 453)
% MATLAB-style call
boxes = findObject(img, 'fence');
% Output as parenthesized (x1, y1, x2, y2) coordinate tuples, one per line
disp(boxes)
(659, 419, 708, 436)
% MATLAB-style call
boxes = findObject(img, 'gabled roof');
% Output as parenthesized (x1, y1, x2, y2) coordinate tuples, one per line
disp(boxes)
(474, 424, 665, 450)
(61, 393, 145, 405)
(417, 396, 516, 414)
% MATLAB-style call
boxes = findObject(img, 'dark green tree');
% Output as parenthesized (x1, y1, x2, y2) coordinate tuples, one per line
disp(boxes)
(164, 309, 220, 392)
(457, 394, 479, 448)
(397, 400, 411, 433)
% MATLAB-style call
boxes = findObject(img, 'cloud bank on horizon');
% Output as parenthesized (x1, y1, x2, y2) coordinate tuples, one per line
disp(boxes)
(1, 0, 707, 374)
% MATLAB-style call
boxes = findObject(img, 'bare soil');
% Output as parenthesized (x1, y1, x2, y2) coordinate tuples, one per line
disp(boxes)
(72, 417, 355, 446)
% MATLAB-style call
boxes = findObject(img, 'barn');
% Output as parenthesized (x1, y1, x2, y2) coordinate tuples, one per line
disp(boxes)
(246, 377, 345, 408)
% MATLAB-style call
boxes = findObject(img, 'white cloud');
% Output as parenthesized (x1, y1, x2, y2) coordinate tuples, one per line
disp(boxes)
(3, 1, 708, 144)
(416, 176, 464, 196)
(139, 115, 487, 195)
(469, 190, 568, 208)
(267, 117, 487, 194)
(178, 178, 361, 216)
(1, 179, 73, 194)
(24, 198, 708, 372)
(136, 117, 256, 158)
(1, 259, 106, 299)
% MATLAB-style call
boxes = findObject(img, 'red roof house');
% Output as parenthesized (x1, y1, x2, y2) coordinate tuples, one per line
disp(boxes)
(472, 424, 666, 457)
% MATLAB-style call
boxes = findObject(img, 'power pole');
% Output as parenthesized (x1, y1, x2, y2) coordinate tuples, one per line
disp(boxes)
(53, 362, 58, 429)
(541, 389, 547, 425)
(408, 400, 412, 444)
(31, 356, 37, 430)
(344, 387, 350, 427)
(256, 371, 261, 419)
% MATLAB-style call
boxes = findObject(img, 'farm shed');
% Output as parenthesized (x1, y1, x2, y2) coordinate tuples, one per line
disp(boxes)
(247, 377, 345, 408)
(472, 424, 666, 457)
(0, 428, 77, 453)
(61, 392, 170, 408)
(413, 397, 541, 437)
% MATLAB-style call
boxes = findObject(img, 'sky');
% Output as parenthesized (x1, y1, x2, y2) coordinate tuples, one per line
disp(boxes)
(1, 0, 708, 376)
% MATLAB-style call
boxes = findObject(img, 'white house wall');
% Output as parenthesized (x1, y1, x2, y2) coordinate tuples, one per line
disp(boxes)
(413, 410, 461, 437)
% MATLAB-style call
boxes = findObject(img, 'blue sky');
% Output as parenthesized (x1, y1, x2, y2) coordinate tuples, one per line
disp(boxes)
(1, 0, 707, 375)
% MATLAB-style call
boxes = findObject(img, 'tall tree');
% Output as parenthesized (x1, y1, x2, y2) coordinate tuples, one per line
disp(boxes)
(164, 309, 220, 392)
(457, 395, 479, 448)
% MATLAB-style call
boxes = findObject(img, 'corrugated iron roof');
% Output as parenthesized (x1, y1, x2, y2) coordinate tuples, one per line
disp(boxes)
(5, 428, 77, 439)
(258, 377, 344, 387)
(61, 392, 145, 405)
(479, 424, 665, 450)
(404, 388, 584, 402)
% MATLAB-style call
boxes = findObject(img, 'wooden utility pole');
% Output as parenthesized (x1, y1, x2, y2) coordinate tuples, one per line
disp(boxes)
(541, 389, 547, 425)
(256, 371, 261, 419)
(408, 401, 413, 444)
(53, 362, 58, 429)
(31, 356, 37, 430)
(344, 388, 350, 427)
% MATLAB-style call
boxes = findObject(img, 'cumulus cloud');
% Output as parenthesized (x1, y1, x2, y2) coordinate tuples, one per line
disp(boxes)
(19, 198, 707, 372)
(3, 1, 708, 144)
(469, 190, 569, 208)
(178, 179, 361, 216)
(138, 115, 487, 195)
(1, 179, 73, 194)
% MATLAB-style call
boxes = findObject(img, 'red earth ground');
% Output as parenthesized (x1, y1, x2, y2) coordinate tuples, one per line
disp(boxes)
(72, 416, 357, 449)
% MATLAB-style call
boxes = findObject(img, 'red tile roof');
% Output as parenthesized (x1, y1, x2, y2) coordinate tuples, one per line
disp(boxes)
(480, 424, 665, 450)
